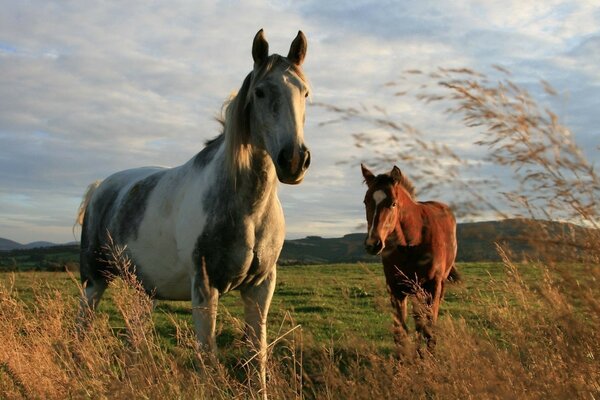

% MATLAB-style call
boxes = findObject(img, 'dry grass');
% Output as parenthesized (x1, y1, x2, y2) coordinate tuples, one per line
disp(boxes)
(0, 256, 598, 399)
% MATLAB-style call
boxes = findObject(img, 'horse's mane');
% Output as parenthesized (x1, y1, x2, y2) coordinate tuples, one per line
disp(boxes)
(374, 172, 417, 199)
(397, 173, 416, 199)
(221, 54, 307, 176)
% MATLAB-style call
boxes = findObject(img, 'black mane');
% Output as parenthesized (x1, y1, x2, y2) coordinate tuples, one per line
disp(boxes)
(193, 134, 225, 169)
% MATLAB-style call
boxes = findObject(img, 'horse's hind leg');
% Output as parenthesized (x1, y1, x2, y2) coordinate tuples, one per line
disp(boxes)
(83, 280, 108, 310)
(77, 279, 108, 330)
(431, 279, 444, 324)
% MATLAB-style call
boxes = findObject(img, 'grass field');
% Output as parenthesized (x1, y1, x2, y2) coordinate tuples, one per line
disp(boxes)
(0, 262, 544, 350)
(0, 260, 598, 399)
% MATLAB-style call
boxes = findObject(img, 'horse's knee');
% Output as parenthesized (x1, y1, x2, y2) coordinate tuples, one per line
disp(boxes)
(414, 310, 434, 339)
(427, 334, 437, 351)
(392, 322, 409, 342)
(80, 280, 107, 311)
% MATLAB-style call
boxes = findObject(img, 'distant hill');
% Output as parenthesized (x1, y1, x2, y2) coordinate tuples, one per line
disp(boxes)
(278, 233, 378, 265)
(0, 238, 24, 251)
(23, 241, 59, 249)
(0, 238, 77, 251)
(279, 219, 595, 264)
(1, 219, 595, 267)
(455, 219, 594, 262)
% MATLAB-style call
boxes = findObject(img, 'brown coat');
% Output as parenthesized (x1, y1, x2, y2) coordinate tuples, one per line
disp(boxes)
(362, 164, 458, 352)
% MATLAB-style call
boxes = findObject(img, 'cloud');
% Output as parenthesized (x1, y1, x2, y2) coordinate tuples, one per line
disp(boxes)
(1, 1, 599, 242)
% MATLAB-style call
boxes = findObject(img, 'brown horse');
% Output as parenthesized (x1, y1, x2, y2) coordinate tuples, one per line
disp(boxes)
(361, 164, 458, 354)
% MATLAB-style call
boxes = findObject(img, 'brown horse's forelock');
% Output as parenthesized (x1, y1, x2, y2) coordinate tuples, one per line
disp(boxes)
(223, 55, 307, 177)
(373, 173, 417, 199)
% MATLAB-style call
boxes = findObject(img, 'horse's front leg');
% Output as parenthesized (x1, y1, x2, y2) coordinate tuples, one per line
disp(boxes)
(240, 268, 276, 398)
(191, 265, 219, 353)
(414, 277, 443, 353)
(388, 289, 410, 357)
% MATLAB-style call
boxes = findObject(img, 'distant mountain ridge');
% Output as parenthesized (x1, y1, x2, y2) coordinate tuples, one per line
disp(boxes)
(0, 238, 77, 251)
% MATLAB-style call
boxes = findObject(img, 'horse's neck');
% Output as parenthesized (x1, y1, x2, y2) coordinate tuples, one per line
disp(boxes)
(224, 147, 278, 207)
(396, 190, 423, 246)
(246, 150, 278, 199)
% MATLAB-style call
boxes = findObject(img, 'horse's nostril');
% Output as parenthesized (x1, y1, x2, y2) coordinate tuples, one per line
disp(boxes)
(366, 239, 383, 254)
(303, 150, 311, 170)
(365, 238, 382, 254)
(277, 149, 288, 169)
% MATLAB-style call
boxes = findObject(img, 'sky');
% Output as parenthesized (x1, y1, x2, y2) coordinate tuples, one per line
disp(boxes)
(1, 1, 599, 244)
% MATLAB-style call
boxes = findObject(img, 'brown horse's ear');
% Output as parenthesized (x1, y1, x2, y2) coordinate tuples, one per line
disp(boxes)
(252, 29, 269, 67)
(287, 31, 307, 66)
(361, 163, 375, 185)
(390, 165, 402, 182)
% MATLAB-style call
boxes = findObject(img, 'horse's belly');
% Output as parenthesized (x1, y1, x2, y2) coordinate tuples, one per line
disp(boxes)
(143, 264, 192, 301)
(127, 238, 194, 301)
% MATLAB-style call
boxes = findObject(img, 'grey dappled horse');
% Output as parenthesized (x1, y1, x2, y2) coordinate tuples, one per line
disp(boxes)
(76, 29, 310, 394)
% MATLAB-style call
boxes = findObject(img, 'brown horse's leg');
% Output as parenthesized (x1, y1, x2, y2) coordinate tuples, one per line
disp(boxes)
(418, 278, 444, 353)
(411, 294, 432, 351)
(390, 293, 410, 355)
(431, 279, 444, 324)
(413, 278, 442, 354)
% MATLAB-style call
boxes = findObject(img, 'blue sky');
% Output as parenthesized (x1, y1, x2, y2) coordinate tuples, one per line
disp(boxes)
(1, 1, 599, 243)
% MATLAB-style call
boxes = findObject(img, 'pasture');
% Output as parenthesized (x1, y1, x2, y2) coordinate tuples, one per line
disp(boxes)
(0, 259, 598, 399)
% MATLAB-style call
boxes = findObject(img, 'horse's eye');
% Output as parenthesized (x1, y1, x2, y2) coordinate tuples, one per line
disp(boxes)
(391, 202, 397, 208)
(305, 91, 309, 98)
(255, 88, 265, 98)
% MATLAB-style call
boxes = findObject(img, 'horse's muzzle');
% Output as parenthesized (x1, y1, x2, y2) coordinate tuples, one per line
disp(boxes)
(364, 237, 383, 255)
(276, 144, 311, 184)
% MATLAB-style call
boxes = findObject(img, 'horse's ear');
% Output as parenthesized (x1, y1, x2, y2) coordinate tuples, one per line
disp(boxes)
(391, 166, 402, 182)
(287, 30, 307, 66)
(361, 163, 375, 185)
(252, 29, 269, 67)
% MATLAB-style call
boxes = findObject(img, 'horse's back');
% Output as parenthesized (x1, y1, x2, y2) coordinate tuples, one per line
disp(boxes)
(80, 166, 168, 282)
(421, 200, 457, 279)
(85, 167, 167, 235)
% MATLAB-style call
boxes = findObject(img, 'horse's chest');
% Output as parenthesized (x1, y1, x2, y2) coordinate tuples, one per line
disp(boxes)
(194, 201, 284, 293)
(383, 244, 435, 282)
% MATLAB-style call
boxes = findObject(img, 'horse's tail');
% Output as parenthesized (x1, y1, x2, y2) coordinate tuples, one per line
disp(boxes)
(74, 181, 102, 234)
(447, 265, 461, 283)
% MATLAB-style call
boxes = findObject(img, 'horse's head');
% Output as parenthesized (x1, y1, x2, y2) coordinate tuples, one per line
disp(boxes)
(361, 164, 414, 255)
(228, 29, 311, 185)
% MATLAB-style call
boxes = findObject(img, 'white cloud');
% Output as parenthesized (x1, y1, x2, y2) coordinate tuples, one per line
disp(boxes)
(1, 0, 599, 243)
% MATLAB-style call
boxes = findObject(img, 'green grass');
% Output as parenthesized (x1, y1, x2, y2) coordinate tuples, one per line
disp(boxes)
(0, 261, 586, 354)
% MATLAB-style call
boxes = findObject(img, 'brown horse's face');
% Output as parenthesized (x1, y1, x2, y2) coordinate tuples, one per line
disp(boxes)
(363, 184, 401, 255)
(361, 164, 414, 255)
